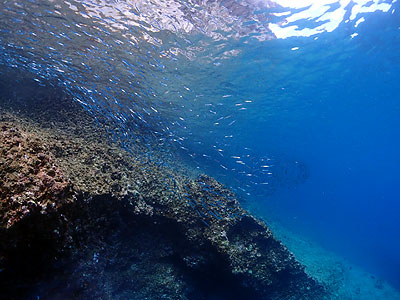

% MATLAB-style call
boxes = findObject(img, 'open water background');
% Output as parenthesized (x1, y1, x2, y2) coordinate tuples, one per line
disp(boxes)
(0, 0, 399, 293)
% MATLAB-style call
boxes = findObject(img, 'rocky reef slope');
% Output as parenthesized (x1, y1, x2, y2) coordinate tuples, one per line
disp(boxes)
(0, 95, 326, 300)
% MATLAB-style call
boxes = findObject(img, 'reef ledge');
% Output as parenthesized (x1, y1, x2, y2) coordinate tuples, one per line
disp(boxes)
(0, 101, 326, 300)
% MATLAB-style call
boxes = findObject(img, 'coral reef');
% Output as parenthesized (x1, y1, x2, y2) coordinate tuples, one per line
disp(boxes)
(0, 123, 72, 228)
(0, 96, 326, 300)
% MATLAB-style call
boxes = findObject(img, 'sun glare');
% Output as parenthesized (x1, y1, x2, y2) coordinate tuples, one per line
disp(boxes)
(269, 0, 395, 38)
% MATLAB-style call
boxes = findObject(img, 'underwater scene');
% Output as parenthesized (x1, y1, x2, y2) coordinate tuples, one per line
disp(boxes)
(0, 0, 400, 299)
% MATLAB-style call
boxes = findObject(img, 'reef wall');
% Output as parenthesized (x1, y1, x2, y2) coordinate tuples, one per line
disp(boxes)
(0, 96, 326, 300)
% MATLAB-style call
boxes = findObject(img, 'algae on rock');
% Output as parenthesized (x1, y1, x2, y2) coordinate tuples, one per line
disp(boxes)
(0, 97, 327, 300)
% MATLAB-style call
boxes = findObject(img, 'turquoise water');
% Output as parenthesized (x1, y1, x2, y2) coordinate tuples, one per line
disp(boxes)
(1, 0, 400, 296)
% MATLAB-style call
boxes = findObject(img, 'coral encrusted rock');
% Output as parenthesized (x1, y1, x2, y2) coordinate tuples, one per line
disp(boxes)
(0, 108, 327, 300)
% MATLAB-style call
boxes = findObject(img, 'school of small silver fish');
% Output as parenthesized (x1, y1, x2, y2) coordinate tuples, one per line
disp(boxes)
(0, 0, 307, 207)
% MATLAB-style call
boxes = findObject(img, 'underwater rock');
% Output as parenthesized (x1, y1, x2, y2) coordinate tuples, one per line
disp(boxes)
(0, 123, 72, 228)
(0, 122, 77, 299)
(0, 104, 326, 300)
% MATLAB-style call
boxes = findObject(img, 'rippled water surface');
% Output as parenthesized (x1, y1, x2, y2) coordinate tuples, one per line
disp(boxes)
(1, 0, 400, 293)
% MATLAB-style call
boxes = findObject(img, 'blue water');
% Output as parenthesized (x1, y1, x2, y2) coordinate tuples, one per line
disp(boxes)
(230, 18, 400, 288)
(1, 0, 400, 294)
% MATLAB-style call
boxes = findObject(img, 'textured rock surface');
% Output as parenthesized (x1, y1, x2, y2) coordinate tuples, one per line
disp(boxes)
(0, 96, 327, 300)
(0, 123, 72, 228)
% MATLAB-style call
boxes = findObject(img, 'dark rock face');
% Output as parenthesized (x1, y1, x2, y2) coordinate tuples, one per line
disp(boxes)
(0, 106, 327, 300)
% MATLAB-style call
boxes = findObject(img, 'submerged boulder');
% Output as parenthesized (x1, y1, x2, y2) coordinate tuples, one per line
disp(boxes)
(0, 112, 326, 300)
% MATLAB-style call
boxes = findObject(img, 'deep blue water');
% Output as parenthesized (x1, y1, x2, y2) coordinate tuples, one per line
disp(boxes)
(250, 29, 400, 287)
(229, 16, 400, 288)
(1, 0, 400, 294)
